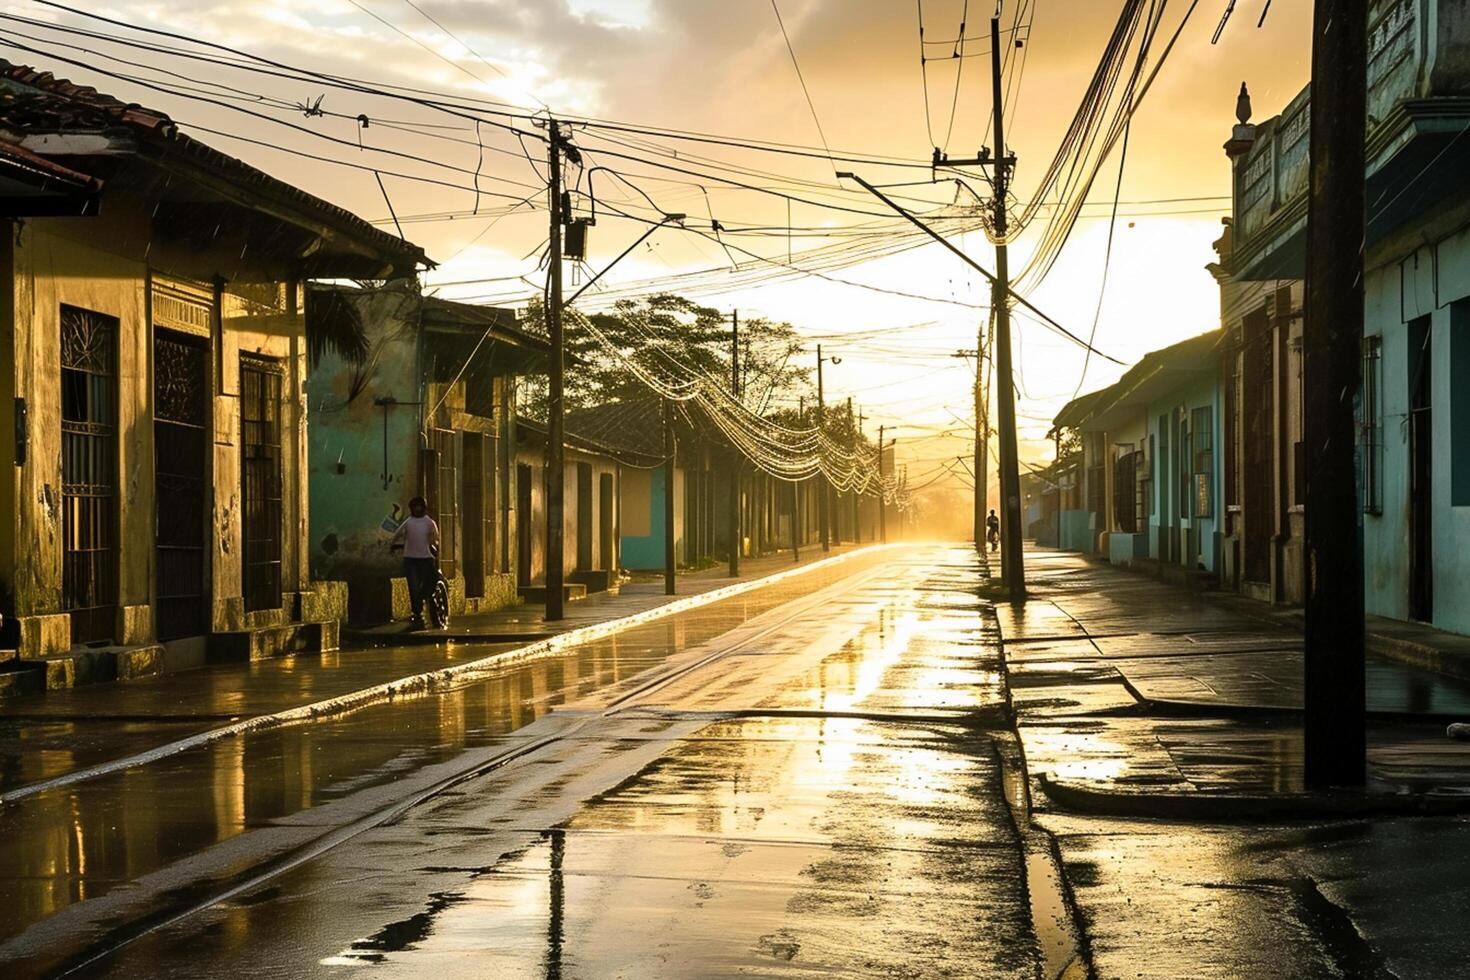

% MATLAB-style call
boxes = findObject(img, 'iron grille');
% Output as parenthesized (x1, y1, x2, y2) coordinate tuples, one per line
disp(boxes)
(241, 357, 283, 612)
(60, 305, 118, 644)
(155, 332, 209, 639)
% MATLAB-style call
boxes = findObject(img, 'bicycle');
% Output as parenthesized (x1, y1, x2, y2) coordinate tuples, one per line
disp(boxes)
(426, 545, 450, 630)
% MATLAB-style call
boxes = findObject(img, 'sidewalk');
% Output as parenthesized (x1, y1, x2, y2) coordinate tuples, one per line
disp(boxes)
(1003, 547, 1470, 816)
(346, 547, 858, 645)
(0, 544, 880, 797)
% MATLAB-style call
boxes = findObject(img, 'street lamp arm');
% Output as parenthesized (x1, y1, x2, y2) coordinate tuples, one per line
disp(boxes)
(565, 213, 686, 306)
(835, 172, 1123, 367)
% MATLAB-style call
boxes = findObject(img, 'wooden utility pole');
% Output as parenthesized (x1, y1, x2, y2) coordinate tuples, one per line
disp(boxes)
(1303, 0, 1366, 786)
(663, 398, 676, 596)
(545, 119, 567, 622)
(878, 424, 888, 543)
(816, 345, 830, 552)
(988, 15, 1024, 600)
(729, 310, 741, 577)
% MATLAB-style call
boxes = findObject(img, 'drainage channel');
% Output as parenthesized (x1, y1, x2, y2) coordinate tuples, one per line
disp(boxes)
(987, 596, 1093, 980)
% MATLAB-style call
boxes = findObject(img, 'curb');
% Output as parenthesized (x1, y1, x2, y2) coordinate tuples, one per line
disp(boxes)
(0, 544, 905, 809)
(1036, 771, 1470, 820)
(341, 628, 556, 647)
(1369, 631, 1470, 682)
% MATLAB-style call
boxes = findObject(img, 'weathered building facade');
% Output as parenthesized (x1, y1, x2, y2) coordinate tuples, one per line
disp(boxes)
(0, 62, 422, 684)
(1052, 332, 1225, 579)
(306, 288, 548, 623)
(513, 418, 626, 598)
(1228, 0, 1470, 633)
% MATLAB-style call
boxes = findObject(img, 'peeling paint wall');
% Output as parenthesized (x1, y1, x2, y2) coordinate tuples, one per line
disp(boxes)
(3, 190, 324, 653)
(306, 285, 423, 622)
(513, 436, 622, 584)
(1363, 222, 1470, 635)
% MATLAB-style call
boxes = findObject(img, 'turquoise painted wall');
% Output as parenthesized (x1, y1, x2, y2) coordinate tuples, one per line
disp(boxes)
(306, 288, 422, 618)
(621, 465, 668, 570)
(1363, 228, 1470, 635)
(1144, 370, 1223, 573)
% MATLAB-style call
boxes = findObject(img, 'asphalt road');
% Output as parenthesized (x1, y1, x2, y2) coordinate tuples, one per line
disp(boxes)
(7, 544, 1470, 978)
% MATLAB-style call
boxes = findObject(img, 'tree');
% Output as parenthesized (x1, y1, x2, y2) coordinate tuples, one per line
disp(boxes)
(519, 293, 811, 421)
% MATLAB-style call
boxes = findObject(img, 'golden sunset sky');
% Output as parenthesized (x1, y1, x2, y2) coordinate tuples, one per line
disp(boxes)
(0, 0, 1315, 492)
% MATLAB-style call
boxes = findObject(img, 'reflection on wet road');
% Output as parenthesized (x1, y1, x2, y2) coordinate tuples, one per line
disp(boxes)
(17, 546, 1053, 978)
(0, 548, 905, 959)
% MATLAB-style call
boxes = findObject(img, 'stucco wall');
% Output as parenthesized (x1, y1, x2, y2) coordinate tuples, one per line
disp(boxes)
(8, 226, 151, 635)
(619, 464, 685, 570)
(1146, 373, 1224, 573)
(306, 287, 422, 620)
(1363, 224, 1470, 634)
(3, 211, 313, 652)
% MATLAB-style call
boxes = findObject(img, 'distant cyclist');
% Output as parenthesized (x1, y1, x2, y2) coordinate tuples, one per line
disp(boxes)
(985, 508, 1000, 553)
(390, 496, 440, 629)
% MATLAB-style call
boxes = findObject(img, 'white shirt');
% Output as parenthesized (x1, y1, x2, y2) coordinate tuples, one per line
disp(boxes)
(399, 515, 439, 559)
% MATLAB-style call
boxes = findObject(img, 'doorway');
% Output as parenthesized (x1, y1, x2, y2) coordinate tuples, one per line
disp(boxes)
(154, 331, 209, 639)
(1241, 308, 1274, 584)
(576, 462, 593, 571)
(516, 463, 533, 586)
(240, 356, 283, 613)
(1408, 316, 1433, 622)
(60, 305, 119, 644)
(599, 472, 615, 570)
(462, 433, 485, 598)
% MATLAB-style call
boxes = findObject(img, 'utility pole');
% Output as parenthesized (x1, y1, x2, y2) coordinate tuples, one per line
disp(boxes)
(663, 398, 676, 596)
(847, 397, 857, 543)
(837, 19, 1022, 596)
(816, 345, 830, 552)
(1303, 0, 1366, 786)
(545, 118, 567, 622)
(878, 424, 887, 544)
(987, 14, 1024, 599)
(729, 310, 741, 578)
(855, 405, 867, 542)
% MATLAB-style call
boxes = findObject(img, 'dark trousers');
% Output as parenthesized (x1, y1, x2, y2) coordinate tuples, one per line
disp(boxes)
(404, 557, 436, 621)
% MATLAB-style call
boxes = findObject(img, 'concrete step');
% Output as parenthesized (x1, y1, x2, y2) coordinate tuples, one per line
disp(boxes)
(208, 620, 340, 663)
(568, 569, 620, 595)
(0, 661, 44, 699)
(10, 642, 165, 693)
(517, 583, 589, 604)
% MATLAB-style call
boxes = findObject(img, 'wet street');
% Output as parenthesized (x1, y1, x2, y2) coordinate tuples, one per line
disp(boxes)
(5, 545, 1470, 978)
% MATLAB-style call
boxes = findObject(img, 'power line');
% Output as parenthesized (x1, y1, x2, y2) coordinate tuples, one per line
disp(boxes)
(770, 0, 838, 177)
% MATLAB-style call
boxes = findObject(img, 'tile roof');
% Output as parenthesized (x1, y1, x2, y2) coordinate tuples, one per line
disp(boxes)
(0, 59, 428, 275)
(0, 134, 103, 191)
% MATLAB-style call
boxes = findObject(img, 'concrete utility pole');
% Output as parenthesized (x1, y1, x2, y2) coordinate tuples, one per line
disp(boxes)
(729, 310, 741, 578)
(545, 118, 567, 622)
(988, 15, 1024, 600)
(1303, 0, 1366, 786)
(878, 424, 888, 543)
(663, 397, 676, 596)
(816, 345, 830, 552)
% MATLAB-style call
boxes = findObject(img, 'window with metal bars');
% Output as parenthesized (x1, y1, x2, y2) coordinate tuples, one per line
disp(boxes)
(240, 356, 283, 612)
(1192, 405, 1214, 519)
(60, 305, 118, 643)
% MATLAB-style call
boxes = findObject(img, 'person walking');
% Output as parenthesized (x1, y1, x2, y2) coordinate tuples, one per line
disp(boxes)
(391, 496, 440, 629)
(985, 508, 1001, 554)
